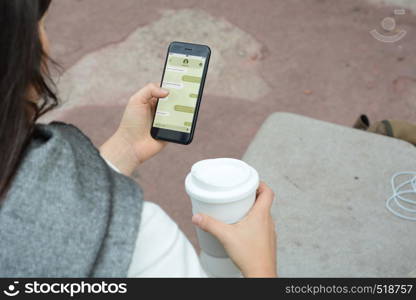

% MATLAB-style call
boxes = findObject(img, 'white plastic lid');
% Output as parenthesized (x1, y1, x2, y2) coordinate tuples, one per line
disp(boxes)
(185, 158, 259, 203)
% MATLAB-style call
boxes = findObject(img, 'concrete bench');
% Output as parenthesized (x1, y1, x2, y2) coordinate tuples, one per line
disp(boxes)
(243, 112, 416, 277)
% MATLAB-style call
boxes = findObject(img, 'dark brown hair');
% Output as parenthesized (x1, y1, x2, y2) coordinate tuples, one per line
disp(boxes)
(0, 0, 58, 199)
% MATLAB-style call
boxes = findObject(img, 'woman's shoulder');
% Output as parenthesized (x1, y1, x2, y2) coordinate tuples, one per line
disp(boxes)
(34, 121, 97, 153)
(28, 121, 138, 192)
(17, 122, 113, 195)
(30, 121, 107, 170)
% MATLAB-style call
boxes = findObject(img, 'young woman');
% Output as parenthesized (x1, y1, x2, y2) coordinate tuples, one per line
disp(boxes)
(0, 0, 277, 277)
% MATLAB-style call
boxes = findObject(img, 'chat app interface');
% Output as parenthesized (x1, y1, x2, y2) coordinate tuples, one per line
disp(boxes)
(153, 52, 206, 133)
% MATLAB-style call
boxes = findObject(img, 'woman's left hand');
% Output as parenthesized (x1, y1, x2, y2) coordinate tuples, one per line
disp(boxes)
(100, 83, 169, 175)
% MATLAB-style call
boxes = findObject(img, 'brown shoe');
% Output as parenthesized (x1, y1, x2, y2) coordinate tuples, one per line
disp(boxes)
(353, 114, 370, 130)
(353, 114, 416, 146)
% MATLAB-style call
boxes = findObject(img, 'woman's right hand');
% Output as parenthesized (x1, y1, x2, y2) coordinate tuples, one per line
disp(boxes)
(192, 182, 277, 277)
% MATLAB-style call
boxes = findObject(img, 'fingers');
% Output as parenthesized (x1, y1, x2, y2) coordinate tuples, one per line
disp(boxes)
(192, 214, 230, 241)
(149, 97, 158, 112)
(252, 182, 275, 214)
(150, 97, 158, 106)
(132, 83, 169, 105)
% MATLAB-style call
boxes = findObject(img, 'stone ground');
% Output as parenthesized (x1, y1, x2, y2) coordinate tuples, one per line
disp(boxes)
(42, 0, 416, 247)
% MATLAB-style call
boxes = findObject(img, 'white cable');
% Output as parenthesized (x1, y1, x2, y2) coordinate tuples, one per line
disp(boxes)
(386, 172, 416, 221)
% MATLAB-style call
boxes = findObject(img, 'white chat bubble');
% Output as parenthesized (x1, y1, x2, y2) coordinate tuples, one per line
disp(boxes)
(167, 66, 186, 72)
(162, 81, 183, 89)
(156, 111, 170, 116)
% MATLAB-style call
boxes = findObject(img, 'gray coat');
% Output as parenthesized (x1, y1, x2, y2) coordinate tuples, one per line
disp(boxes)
(0, 123, 143, 277)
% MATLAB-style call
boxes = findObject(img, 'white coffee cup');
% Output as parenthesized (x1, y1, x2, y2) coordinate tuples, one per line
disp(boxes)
(185, 158, 259, 277)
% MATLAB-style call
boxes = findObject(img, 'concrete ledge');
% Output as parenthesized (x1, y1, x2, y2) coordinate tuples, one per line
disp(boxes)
(243, 112, 416, 277)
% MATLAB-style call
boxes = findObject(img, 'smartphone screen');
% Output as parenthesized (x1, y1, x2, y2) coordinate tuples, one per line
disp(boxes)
(151, 42, 210, 144)
(154, 53, 206, 133)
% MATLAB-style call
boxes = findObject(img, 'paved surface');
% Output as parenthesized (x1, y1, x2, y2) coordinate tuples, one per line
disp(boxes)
(244, 113, 416, 277)
(41, 0, 416, 248)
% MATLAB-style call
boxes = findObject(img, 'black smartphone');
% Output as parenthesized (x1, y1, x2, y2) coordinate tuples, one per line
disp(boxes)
(151, 41, 211, 145)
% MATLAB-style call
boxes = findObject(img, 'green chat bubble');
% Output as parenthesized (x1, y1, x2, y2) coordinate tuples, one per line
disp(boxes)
(184, 122, 192, 127)
(189, 93, 198, 99)
(182, 75, 201, 83)
(174, 105, 195, 113)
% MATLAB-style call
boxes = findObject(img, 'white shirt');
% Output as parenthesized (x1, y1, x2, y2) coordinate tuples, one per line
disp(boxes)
(104, 159, 207, 277)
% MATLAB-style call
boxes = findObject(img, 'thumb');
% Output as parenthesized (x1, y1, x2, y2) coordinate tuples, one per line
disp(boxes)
(192, 214, 230, 241)
(132, 83, 169, 105)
